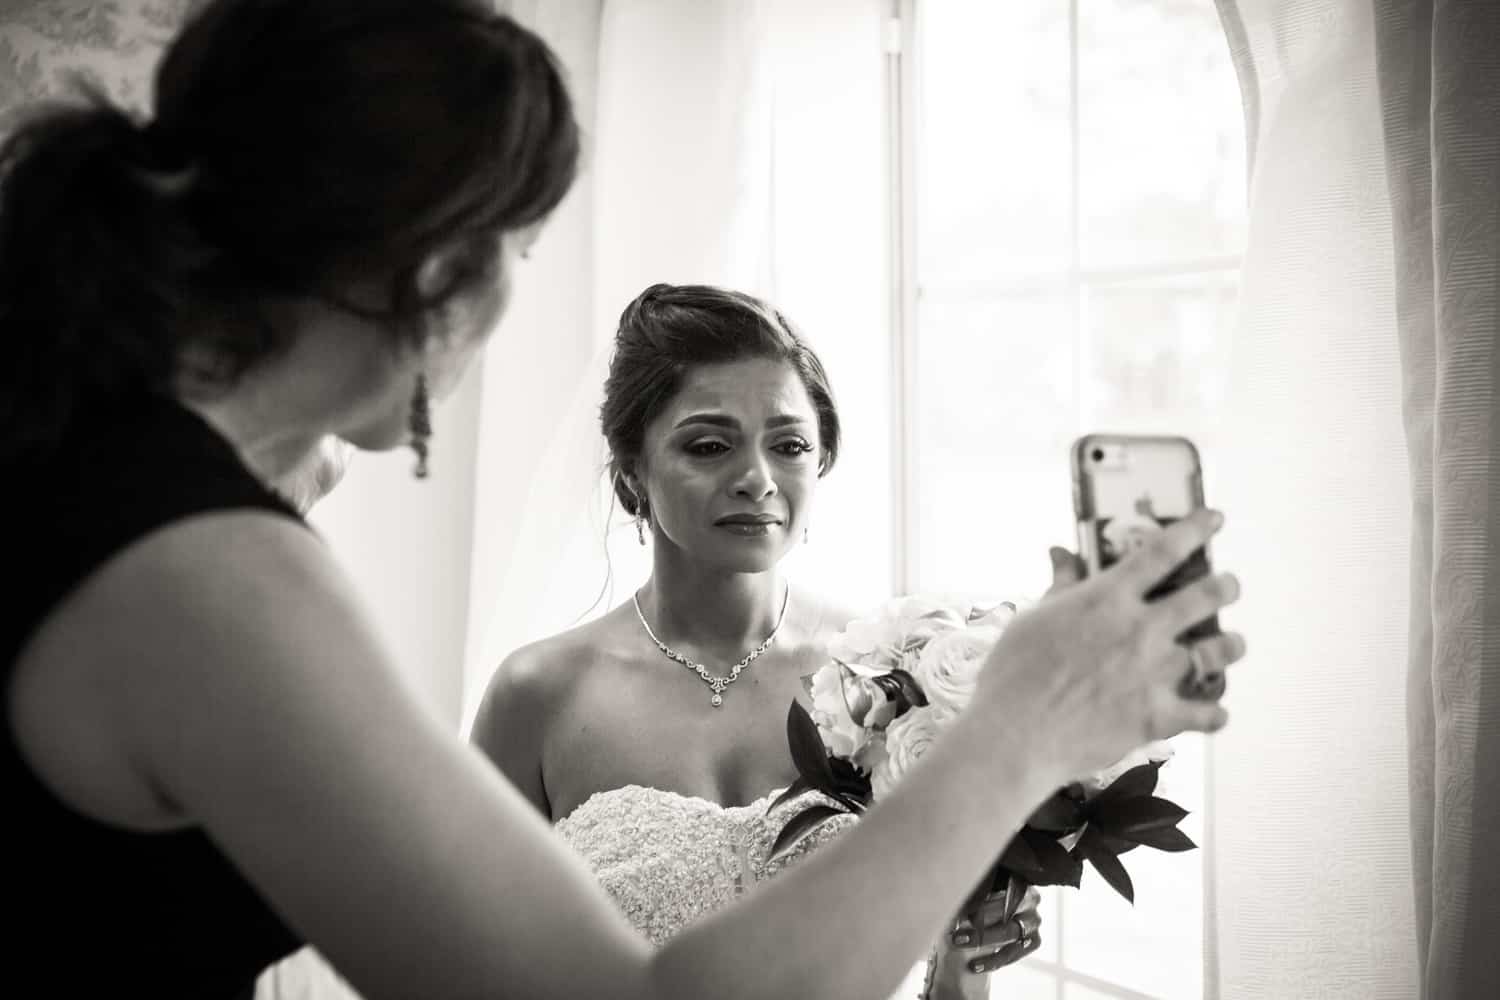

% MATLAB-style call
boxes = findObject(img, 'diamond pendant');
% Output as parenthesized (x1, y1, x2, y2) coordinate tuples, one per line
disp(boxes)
(711, 693, 724, 707)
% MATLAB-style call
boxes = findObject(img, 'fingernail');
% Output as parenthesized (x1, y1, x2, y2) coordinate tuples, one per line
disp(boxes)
(953, 933, 971, 945)
(969, 961, 987, 974)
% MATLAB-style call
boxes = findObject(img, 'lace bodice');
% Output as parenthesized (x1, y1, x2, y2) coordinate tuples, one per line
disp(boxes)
(554, 784, 857, 947)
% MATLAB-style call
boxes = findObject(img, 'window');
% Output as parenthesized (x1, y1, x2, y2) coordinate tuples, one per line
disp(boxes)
(905, 1, 1247, 996)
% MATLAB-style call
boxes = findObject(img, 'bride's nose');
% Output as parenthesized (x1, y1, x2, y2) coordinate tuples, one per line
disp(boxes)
(729, 452, 777, 501)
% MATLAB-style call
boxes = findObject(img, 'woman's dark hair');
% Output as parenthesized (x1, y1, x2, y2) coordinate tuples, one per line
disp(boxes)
(601, 283, 842, 516)
(0, 0, 579, 458)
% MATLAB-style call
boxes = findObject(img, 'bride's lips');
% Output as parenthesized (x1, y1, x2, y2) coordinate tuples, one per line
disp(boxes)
(715, 513, 782, 536)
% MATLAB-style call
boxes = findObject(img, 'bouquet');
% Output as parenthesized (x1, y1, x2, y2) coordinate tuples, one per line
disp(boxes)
(768, 593, 1196, 925)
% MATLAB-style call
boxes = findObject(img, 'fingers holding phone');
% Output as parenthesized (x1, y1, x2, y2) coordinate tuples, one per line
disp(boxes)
(1071, 435, 1233, 700)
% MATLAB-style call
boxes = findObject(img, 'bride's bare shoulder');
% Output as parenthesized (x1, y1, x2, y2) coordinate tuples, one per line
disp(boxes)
(475, 606, 636, 715)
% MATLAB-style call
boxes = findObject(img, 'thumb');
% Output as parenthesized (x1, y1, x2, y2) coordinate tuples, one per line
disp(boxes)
(1047, 547, 1085, 592)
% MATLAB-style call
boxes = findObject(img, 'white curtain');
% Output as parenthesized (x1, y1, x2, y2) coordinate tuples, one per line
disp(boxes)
(460, 0, 898, 727)
(460, 0, 777, 726)
(1209, 0, 1499, 997)
(1207, 0, 1415, 997)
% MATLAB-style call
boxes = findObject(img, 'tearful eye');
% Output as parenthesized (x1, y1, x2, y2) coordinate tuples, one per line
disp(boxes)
(685, 440, 730, 457)
(774, 439, 815, 457)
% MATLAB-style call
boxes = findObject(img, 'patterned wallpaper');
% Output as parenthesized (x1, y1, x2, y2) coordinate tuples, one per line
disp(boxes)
(0, 0, 207, 136)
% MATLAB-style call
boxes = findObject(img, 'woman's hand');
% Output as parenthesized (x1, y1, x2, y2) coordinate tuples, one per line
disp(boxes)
(1045, 545, 1086, 596)
(927, 885, 1043, 998)
(973, 508, 1244, 788)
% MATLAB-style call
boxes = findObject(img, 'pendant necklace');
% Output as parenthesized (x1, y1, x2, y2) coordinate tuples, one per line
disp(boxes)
(632, 585, 791, 708)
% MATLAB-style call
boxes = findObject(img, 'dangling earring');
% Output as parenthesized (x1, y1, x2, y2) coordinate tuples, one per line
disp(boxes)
(408, 372, 432, 479)
(636, 514, 647, 546)
(803, 526, 809, 544)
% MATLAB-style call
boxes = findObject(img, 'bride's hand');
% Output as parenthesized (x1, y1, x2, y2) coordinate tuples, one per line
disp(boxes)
(951, 884, 1042, 974)
(927, 885, 1042, 997)
(974, 508, 1244, 785)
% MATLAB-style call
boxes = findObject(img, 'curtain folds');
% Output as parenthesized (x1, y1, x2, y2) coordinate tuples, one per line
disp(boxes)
(1372, 1, 1500, 997)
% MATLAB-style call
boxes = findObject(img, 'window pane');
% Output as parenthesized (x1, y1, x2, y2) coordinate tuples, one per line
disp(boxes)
(1061, 734, 1206, 999)
(1081, 271, 1240, 438)
(1078, 0, 1247, 270)
(990, 960, 1062, 999)
(1064, 982, 1137, 1000)
(914, 294, 1077, 598)
(917, 0, 1072, 282)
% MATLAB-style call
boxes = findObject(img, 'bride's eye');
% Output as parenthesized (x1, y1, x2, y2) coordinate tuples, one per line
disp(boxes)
(685, 439, 730, 457)
(773, 438, 815, 458)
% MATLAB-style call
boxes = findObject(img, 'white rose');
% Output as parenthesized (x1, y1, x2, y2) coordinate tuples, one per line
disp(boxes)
(1079, 740, 1176, 796)
(869, 705, 952, 799)
(853, 730, 889, 776)
(966, 600, 1018, 630)
(808, 662, 869, 759)
(829, 595, 971, 673)
(912, 624, 1002, 716)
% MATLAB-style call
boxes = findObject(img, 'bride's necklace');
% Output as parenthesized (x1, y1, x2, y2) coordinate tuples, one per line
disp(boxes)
(632, 585, 791, 708)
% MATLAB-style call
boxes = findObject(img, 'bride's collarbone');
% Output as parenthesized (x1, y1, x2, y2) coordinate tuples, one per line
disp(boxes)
(546, 662, 804, 817)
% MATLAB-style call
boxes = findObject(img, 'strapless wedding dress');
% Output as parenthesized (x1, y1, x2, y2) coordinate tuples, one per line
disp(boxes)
(555, 784, 929, 997)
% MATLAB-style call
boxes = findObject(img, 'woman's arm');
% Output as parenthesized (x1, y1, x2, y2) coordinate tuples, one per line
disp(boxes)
(470, 647, 556, 819)
(14, 508, 1234, 1000)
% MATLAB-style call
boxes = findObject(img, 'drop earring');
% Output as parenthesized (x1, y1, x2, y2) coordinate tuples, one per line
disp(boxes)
(408, 372, 432, 479)
(803, 526, 809, 544)
(636, 515, 646, 545)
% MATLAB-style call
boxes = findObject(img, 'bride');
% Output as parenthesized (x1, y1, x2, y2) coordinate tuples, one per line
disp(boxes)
(472, 283, 1051, 998)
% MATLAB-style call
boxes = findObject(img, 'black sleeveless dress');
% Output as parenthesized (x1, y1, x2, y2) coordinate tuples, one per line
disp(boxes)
(3, 395, 306, 997)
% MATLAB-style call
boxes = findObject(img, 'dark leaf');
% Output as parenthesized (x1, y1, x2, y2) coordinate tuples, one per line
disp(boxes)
(1121, 825, 1197, 853)
(1022, 827, 1083, 888)
(767, 776, 816, 813)
(786, 701, 835, 792)
(827, 757, 874, 807)
(830, 791, 869, 815)
(769, 805, 851, 860)
(997, 832, 1042, 879)
(1092, 795, 1189, 836)
(1090, 830, 1142, 856)
(1077, 829, 1135, 904)
(1092, 761, 1162, 806)
(1027, 791, 1084, 832)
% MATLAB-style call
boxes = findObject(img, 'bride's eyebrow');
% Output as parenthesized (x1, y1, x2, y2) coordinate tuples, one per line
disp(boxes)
(765, 415, 812, 429)
(673, 413, 739, 430)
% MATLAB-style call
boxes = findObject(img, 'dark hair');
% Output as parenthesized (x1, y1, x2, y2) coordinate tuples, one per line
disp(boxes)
(0, 0, 579, 458)
(601, 283, 842, 516)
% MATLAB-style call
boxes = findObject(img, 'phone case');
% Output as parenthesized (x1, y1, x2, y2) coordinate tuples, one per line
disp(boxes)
(1070, 433, 1224, 699)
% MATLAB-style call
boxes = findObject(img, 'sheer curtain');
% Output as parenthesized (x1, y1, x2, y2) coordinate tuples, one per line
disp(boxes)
(460, 0, 778, 725)
(460, 0, 898, 725)
(1207, 0, 1414, 996)
(1210, 0, 1498, 997)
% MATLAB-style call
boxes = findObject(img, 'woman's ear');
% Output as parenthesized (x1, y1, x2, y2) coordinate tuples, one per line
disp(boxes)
(415, 247, 460, 301)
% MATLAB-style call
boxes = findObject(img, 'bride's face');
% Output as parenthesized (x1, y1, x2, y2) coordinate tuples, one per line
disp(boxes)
(637, 357, 822, 573)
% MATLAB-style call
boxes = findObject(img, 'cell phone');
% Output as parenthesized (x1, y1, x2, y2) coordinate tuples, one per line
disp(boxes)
(1070, 433, 1225, 699)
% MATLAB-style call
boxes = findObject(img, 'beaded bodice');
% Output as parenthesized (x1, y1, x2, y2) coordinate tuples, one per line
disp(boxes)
(554, 784, 857, 947)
